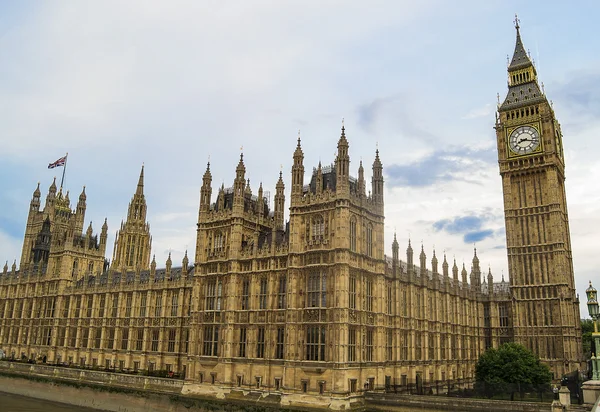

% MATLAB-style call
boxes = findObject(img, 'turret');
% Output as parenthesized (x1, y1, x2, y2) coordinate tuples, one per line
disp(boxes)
(419, 244, 426, 275)
(200, 162, 212, 214)
(315, 162, 323, 194)
(274, 171, 285, 230)
(291, 133, 305, 200)
(392, 233, 399, 268)
(461, 263, 468, 287)
(431, 249, 438, 275)
(487, 267, 494, 295)
(75, 186, 87, 234)
(406, 239, 414, 270)
(166, 252, 172, 277)
(182, 250, 189, 275)
(257, 182, 264, 216)
(30, 182, 41, 212)
(150, 255, 156, 276)
(46, 177, 57, 209)
(452, 258, 459, 282)
(86, 221, 93, 239)
(335, 122, 350, 195)
(358, 160, 365, 196)
(442, 252, 449, 280)
(233, 153, 246, 210)
(100, 218, 108, 253)
(471, 247, 481, 287)
(372, 149, 384, 205)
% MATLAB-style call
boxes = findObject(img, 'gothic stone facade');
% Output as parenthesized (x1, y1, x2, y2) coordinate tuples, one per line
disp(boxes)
(0, 22, 582, 408)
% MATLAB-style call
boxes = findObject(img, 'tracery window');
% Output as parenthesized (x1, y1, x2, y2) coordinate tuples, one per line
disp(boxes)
(277, 275, 287, 309)
(241, 278, 250, 310)
(366, 224, 373, 257)
(307, 271, 326, 308)
(386, 329, 393, 361)
(366, 328, 374, 361)
(259, 278, 268, 310)
(312, 215, 324, 241)
(205, 278, 222, 311)
(214, 231, 224, 253)
(256, 327, 265, 358)
(348, 327, 356, 362)
(306, 326, 326, 361)
(349, 274, 356, 309)
(239, 327, 247, 357)
(366, 279, 373, 311)
(203, 325, 219, 356)
(276, 327, 285, 359)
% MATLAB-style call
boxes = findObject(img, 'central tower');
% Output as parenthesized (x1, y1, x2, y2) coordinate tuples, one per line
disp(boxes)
(495, 17, 582, 377)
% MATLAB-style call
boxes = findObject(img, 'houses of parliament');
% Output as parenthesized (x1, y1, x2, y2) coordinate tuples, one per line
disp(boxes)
(0, 20, 583, 409)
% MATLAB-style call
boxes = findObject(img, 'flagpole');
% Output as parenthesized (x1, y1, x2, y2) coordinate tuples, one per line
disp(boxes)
(60, 153, 68, 190)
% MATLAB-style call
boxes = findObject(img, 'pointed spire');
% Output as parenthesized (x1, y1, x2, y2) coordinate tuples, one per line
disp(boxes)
(136, 165, 144, 195)
(508, 14, 533, 71)
(33, 182, 41, 198)
(86, 221, 93, 237)
(79, 186, 87, 202)
(49, 177, 57, 195)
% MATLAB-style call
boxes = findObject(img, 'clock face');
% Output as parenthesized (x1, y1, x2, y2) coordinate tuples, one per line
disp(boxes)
(509, 126, 540, 155)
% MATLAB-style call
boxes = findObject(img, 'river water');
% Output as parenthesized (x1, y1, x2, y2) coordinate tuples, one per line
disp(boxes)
(0, 392, 102, 411)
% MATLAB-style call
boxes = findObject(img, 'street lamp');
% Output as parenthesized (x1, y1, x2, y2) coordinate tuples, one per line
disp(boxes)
(586, 281, 599, 380)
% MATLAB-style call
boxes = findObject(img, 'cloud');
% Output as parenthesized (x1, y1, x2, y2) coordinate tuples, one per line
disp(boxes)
(433, 213, 498, 244)
(385, 147, 497, 188)
(462, 103, 493, 119)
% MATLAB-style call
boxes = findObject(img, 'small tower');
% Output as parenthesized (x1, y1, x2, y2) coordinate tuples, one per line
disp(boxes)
(406, 239, 414, 270)
(419, 244, 427, 275)
(335, 122, 350, 196)
(442, 252, 449, 280)
(431, 249, 438, 275)
(461, 263, 468, 287)
(166, 252, 172, 277)
(75, 186, 87, 234)
(487, 267, 494, 295)
(233, 153, 246, 211)
(392, 233, 399, 268)
(452, 258, 459, 282)
(274, 171, 285, 231)
(150, 255, 156, 276)
(291, 134, 305, 202)
(470, 247, 481, 288)
(200, 162, 212, 214)
(315, 161, 323, 194)
(182, 250, 189, 276)
(257, 182, 264, 216)
(372, 149, 384, 207)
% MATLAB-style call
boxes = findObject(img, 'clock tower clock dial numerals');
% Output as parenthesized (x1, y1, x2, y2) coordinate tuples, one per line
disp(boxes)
(508, 125, 540, 155)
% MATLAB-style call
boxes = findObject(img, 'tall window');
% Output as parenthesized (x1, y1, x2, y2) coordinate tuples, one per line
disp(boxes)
(366, 279, 373, 312)
(86, 296, 93, 318)
(428, 333, 435, 360)
(241, 278, 249, 310)
(151, 329, 159, 351)
(154, 294, 162, 317)
(125, 293, 132, 318)
(139, 293, 147, 317)
(415, 332, 422, 360)
(348, 327, 356, 362)
(386, 329, 393, 361)
(499, 303, 509, 327)
(63, 297, 70, 318)
(239, 327, 247, 358)
(259, 278, 268, 310)
(387, 284, 393, 315)
(107, 328, 115, 350)
(312, 215, 324, 241)
(170, 292, 178, 317)
(366, 328, 374, 361)
(402, 290, 407, 316)
(214, 231, 224, 253)
(277, 275, 287, 309)
(440, 333, 447, 360)
(306, 326, 326, 361)
(167, 329, 176, 352)
(69, 327, 77, 347)
(275, 327, 285, 359)
(366, 225, 373, 257)
(349, 218, 357, 252)
(81, 329, 89, 348)
(136, 329, 144, 351)
(256, 327, 265, 358)
(111, 293, 119, 318)
(205, 279, 221, 311)
(349, 274, 356, 309)
(121, 328, 129, 350)
(203, 325, 219, 356)
(307, 271, 326, 308)
(75, 296, 82, 318)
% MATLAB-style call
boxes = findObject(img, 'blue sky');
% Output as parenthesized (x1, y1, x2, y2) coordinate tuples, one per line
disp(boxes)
(0, 1, 598, 317)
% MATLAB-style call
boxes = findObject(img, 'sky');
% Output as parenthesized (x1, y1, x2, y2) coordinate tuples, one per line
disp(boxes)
(0, 1, 598, 317)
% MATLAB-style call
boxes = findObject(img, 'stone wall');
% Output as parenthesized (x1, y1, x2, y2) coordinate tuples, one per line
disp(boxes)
(366, 392, 551, 412)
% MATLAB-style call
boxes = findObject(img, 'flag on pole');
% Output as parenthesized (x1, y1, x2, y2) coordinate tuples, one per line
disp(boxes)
(48, 155, 67, 169)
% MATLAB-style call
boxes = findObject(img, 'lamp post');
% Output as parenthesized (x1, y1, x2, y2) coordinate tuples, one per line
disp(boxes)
(586, 281, 599, 381)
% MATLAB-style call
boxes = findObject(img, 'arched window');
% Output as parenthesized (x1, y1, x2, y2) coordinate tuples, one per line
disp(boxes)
(72, 259, 78, 277)
(214, 231, 224, 253)
(307, 271, 326, 308)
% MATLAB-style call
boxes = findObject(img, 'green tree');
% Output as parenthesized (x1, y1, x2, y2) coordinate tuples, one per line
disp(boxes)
(582, 318, 594, 358)
(475, 342, 552, 400)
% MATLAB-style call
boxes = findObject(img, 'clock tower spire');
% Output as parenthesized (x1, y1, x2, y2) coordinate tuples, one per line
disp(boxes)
(495, 16, 582, 377)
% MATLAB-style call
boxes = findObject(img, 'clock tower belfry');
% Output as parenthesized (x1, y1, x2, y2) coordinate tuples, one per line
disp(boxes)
(495, 16, 582, 377)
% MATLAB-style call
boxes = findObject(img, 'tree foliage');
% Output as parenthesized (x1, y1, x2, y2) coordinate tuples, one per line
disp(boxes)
(582, 319, 594, 358)
(475, 343, 552, 398)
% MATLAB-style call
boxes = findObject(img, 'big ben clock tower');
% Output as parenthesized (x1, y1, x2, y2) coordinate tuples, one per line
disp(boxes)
(495, 16, 582, 377)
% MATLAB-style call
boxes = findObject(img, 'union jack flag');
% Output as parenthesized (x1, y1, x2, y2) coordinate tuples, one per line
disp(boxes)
(48, 155, 67, 169)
